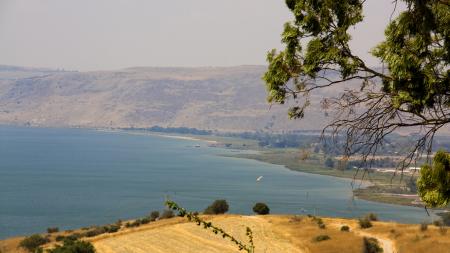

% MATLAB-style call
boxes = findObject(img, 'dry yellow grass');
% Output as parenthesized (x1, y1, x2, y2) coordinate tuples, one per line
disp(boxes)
(3, 215, 450, 253)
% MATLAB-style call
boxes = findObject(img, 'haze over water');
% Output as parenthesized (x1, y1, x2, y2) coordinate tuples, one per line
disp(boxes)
(0, 126, 434, 239)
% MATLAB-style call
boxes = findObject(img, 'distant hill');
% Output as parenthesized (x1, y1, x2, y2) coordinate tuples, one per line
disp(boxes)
(0, 65, 330, 132)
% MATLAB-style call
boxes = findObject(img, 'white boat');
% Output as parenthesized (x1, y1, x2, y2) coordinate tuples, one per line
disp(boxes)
(256, 176, 263, 182)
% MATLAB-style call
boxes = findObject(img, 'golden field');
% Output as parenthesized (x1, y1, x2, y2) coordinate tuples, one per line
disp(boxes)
(2, 215, 450, 253)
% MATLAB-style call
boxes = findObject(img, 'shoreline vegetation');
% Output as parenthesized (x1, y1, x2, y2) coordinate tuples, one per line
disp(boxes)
(111, 127, 442, 211)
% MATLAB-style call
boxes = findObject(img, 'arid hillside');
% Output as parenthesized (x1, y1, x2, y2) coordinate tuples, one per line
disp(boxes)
(0, 65, 330, 132)
(89, 215, 450, 253)
(3, 215, 449, 253)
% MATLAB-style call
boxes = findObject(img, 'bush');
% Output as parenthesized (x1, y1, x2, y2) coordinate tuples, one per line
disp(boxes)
(366, 213, 378, 221)
(48, 239, 95, 253)
(105, 224, 120, 233)
(149, 211, 160, 221)
(161, 209, 175, 219)
(55, 235, 66, 242)
(84, 227, 107, 237)
(140, 217, 151, 224)
(359, 217, 373, 229)
(66, 233, 83, 241)
(324, 157, 335, 168)
(204, 200, 229, 214)
(420, 222, 428, 231)
(363, 237, 383, 253)
(340, 225, 350, 232)
(439, 212, 450, 226)
(252, 203, 270, 215)
(127, 220, 141, 228)
(433, 220, 443, 227)
(19, 234, 50, 252)
(313, 235, 330, 242)
(47, 227, 59, 233)
(312, 217, 325, 228)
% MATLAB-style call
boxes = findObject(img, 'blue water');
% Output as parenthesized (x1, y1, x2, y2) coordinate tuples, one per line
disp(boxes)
(0, 126, 434, 239)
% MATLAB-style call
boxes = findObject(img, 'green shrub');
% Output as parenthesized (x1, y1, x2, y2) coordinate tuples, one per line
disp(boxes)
(85, 227, 106, 237)
(312, 217, 325, 228)
(48, 239, 95, 253)
(313, 235, 330, 242)
(204, 200, 229, 214)
(127, 220, 141, 228)
(150, 211, 160, 221)
(65, 233, 83, 241)
(359, 217, 373, 229)
(324, 157, 335, 168)
(340, 225, 350, 232)
(161, 209, 175, 219)
(363, 237, 383, 253)
(105, 224, 120, 233)
(140, 217, 151, 224)
(47, 227, 59, 233)
(433, 220, 443, 227)
(252, 203, 270, 215)
(420, 222, 428, 231)
(439, 212, 450, 226)
(55, 235, 66, 242)
(19, 234, 50, 253)
(366, 213, 378, 221)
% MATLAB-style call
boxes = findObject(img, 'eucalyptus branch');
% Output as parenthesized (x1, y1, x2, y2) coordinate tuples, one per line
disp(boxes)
(165, 200, 255, 253)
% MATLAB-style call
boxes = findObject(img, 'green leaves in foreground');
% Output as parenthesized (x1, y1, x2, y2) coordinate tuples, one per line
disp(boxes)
(165, 200, 255, 253)
(418, 150, 450, 207)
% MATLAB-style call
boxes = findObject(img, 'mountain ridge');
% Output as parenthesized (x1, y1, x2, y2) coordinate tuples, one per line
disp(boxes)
(0, 65, 328, 132)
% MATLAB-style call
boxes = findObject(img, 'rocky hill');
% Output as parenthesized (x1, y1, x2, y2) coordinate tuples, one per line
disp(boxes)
(0, 65, 329, 132)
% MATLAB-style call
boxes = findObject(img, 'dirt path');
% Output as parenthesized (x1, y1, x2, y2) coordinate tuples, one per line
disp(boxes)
(327, 219, 396, 253)
(357, 230, 396, 253)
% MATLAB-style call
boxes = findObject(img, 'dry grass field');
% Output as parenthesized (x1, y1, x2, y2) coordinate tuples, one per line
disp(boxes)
(3, 215, 450, 253)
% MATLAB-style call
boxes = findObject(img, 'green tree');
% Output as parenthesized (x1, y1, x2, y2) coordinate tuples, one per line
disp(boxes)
(264, 0, 449, 206)
(19, 234, 49, 253)
(48, 240, 95, 253)
(204, 200, 229, 214)
(417, 150, 450, 207)
(252, 203, 270, 215)
(324, 157, 335, 168)
(149, 211, 160, 221)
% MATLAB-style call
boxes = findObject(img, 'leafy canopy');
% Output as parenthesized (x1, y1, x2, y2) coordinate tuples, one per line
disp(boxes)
(264, 0, 450, 206)
(417, 150, 450, 207)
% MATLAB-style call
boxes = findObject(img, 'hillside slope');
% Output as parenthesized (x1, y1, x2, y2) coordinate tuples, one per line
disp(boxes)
(3, 215, 450, 253)
(89, 215, 450, 253)
(0, 65, 328, 132)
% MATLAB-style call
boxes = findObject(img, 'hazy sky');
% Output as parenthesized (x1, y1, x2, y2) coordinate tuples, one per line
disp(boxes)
(0, 0, 404, 71)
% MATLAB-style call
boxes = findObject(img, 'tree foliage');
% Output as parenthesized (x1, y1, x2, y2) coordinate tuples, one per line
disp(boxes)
(48, 240, 95, 253)
(252, 203, 270, 215)
(264, 0, 449, 167)
(204, 200, 229, 214)
(19, 234, 49, 253)
(417, 150, 450, 207)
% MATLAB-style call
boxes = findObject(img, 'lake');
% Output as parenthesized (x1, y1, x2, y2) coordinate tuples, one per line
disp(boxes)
(0, 126, 435, 239)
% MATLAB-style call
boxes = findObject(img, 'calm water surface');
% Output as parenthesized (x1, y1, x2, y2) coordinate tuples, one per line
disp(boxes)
(0, 126, 434, 239)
